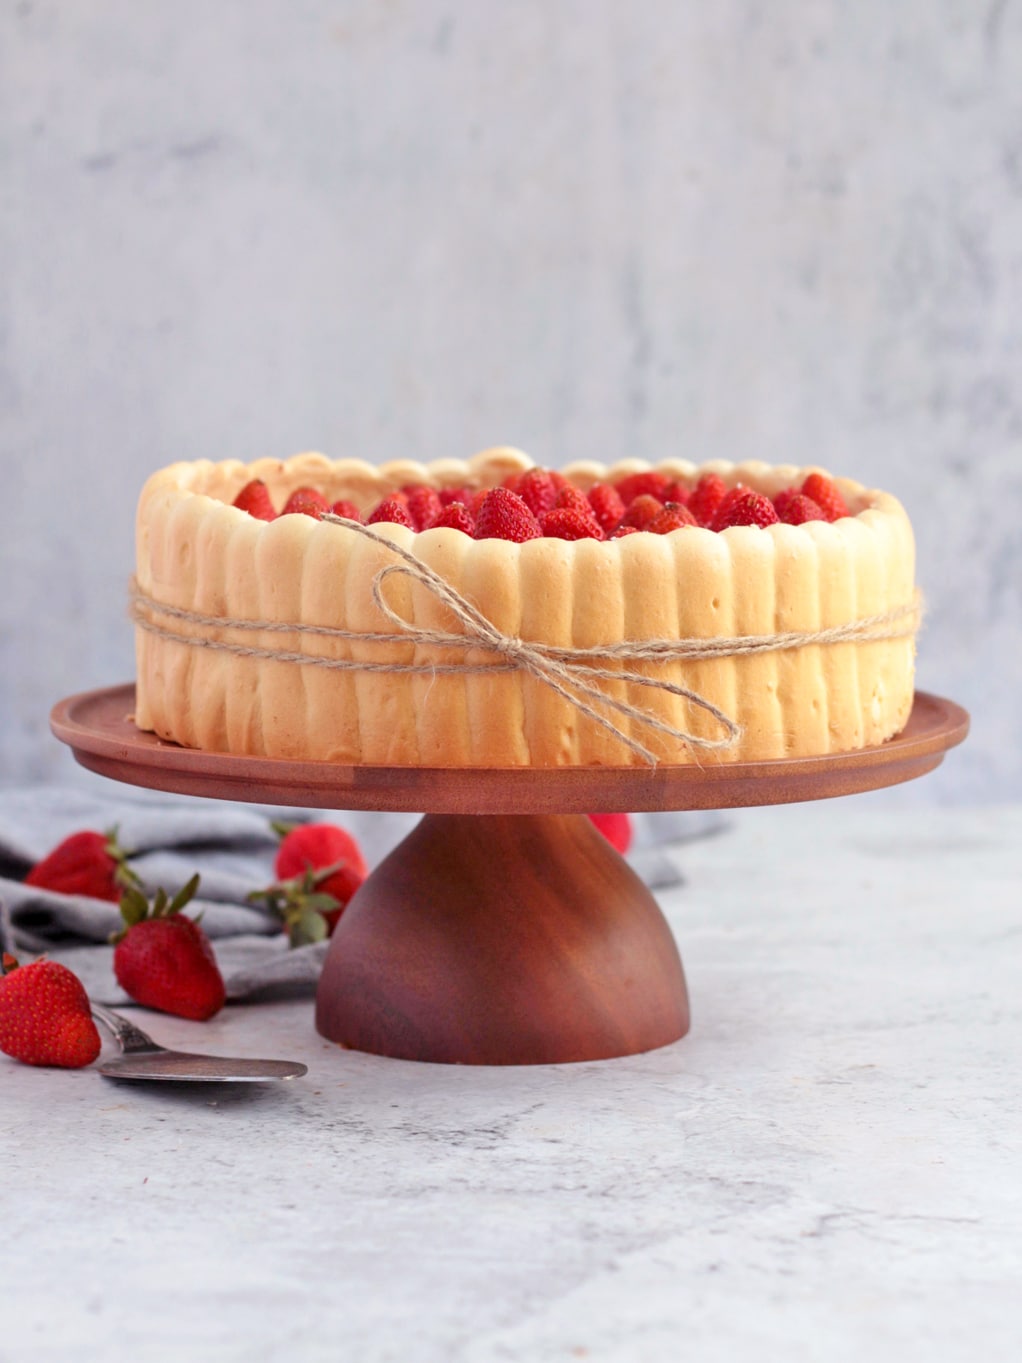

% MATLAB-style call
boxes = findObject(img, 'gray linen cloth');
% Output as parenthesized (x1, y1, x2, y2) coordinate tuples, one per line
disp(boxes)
(0, 785, 717, 1006)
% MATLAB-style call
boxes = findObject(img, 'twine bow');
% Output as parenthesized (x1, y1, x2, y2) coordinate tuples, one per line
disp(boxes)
(131, 513, 922, 766)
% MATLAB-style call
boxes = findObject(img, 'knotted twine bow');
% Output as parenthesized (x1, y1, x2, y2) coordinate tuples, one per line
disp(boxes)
(130, 513, 923, 765)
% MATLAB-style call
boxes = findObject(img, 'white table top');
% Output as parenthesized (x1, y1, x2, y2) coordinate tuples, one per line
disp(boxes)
(3, 800, 1020, 1363)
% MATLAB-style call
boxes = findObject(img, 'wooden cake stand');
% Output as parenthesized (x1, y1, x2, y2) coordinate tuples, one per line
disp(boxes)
(51, 686, 968, 1067)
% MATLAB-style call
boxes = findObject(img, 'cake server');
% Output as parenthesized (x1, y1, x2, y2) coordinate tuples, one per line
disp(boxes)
(91, 1001, 308, 1083)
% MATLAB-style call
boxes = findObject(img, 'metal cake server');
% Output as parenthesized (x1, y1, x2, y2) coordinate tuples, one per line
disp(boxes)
(91, 1001, 308, 1083)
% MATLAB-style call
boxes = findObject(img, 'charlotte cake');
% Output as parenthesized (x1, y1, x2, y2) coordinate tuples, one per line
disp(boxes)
(133, 448, 918, 766)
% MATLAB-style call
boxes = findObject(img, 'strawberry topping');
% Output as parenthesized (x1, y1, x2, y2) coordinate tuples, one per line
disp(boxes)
(475, 488, 542, 542)
(801, 472, 849, 522)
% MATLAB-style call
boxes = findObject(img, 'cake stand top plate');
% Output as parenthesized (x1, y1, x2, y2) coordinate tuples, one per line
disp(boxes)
(50, 686, 968, 815)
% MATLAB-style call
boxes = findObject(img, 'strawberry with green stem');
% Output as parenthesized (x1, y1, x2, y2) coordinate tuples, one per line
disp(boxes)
(24, 827, 142, 902)
(112, 874, 226, 1021)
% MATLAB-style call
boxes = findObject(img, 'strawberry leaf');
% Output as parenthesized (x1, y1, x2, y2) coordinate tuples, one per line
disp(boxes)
(119, 886, 149, 926)
(290, 909, 328, 947)
(168, 873, 201, 916)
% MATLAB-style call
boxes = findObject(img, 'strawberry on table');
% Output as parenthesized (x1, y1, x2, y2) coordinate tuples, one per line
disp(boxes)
(0, 954, 102, 1068)
(24, 828, 140, 902)
(258, 821, 368, 945)
(112, 876, 226, 1021)
(274, 821, 368, 883)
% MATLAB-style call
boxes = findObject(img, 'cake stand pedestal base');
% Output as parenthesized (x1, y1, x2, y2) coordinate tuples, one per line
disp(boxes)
(315, 813, 689, 1065)
(50, 686, 969, 1067)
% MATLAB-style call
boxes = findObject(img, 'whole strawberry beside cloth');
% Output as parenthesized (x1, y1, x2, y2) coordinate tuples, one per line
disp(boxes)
(0, 953, 102, 1068)
(113, 875, 226, 1021)
(253, 821, 368, 946)
(23, 827, 141, 902)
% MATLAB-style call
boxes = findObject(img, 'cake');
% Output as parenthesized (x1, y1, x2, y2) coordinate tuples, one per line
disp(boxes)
(132, 448, 919, 766)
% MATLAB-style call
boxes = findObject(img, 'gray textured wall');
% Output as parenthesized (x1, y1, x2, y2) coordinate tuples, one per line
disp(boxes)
(2, 1, 1020, 801)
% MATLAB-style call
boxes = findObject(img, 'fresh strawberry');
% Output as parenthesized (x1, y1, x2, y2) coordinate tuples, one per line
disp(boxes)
(610, 525, 641, 537)
(662, 480, 691, 506)
(614, 470, 670, 504)
(274, 821, 368, 883)
(112, 876, 225, 1021)
(800, 472, 849, 522)
(771, 487, 801, 521)
(250, 860, 363, 945)
(618, 493, 665, 531)
(587, 483, 626, 535)
(708, 484, 749, 526)
(367, 495, 416, 529)
(687, 473, 729, 527)
(468, 487, 492, 519)
(554, 485, 599, 520)
(539, 507, 605, 540)
(474, 488, 542, 542)
(403, 484, 444, 531)
(330, 498, 362, 522)
(24, 828, 140, 903)
(431, 501, 476, 535)
(712, 489, 780, 530)
(439, 486, 474, 507)
(776, 492, 826, 525)
(587, 812, 633, 854)
(647, 502, 698, 534)
(516, 468, 560, 519)
(0, 955, 102, 1068)
(233, 479, 277, 521)
(282, 487, 330, 518)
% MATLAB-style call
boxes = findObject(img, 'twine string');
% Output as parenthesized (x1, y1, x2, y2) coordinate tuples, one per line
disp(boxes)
(131, 513, 922, 765)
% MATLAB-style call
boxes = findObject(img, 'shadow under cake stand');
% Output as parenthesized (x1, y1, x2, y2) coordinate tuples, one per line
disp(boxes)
(51, 686, 968, 1067)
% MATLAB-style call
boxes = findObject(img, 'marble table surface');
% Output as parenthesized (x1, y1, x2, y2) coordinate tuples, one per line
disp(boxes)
(2, 800, 1020, 1363)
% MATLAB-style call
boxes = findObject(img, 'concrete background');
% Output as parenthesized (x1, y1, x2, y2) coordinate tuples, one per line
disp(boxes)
(2, 1, 1020, 801)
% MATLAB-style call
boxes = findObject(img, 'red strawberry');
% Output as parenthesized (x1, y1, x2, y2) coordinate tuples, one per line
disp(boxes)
(777, 492, 826, 525)
(708, 484, 749, 526)
(587, 483, 626, 535)
(662, 480, 691, 506)
(432, 501, 476, 536)
(0, 955, 102, 1068)
(468, 487, 492, 519)
(274, 821, 368, 882)
(403, 484, 444, 531)
(251, 861, 363, 944)
(712, 489, 780, 530)
(647, 502, 698, 534)
(540, 507, 605, 541)
(439, 486, 473, 507)
(330, 498, 362, 521)
(614, 470, 670, 504)
(687, 474, 728, 527)
(233, 479, 277, 521)
(367, 495, 416, 529)
(24, 828, 139, 902)
(618, 493, 665, 531)
(801, 472, 849, 522)
(475, 488, 542, 542)
(771, 487, 801, 521)
(112, 876, 225, 1021)
(282, 487, 330, 518)
(516, 468, 560, 519)
(610, 525, 641, 538)
(587, 813, 633, 854)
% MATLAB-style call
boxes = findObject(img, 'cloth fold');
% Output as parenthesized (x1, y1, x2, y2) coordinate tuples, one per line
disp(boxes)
(0, 785, 717, 1007)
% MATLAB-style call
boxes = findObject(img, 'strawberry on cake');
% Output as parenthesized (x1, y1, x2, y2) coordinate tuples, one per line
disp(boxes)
(132, 448, 919, 766)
